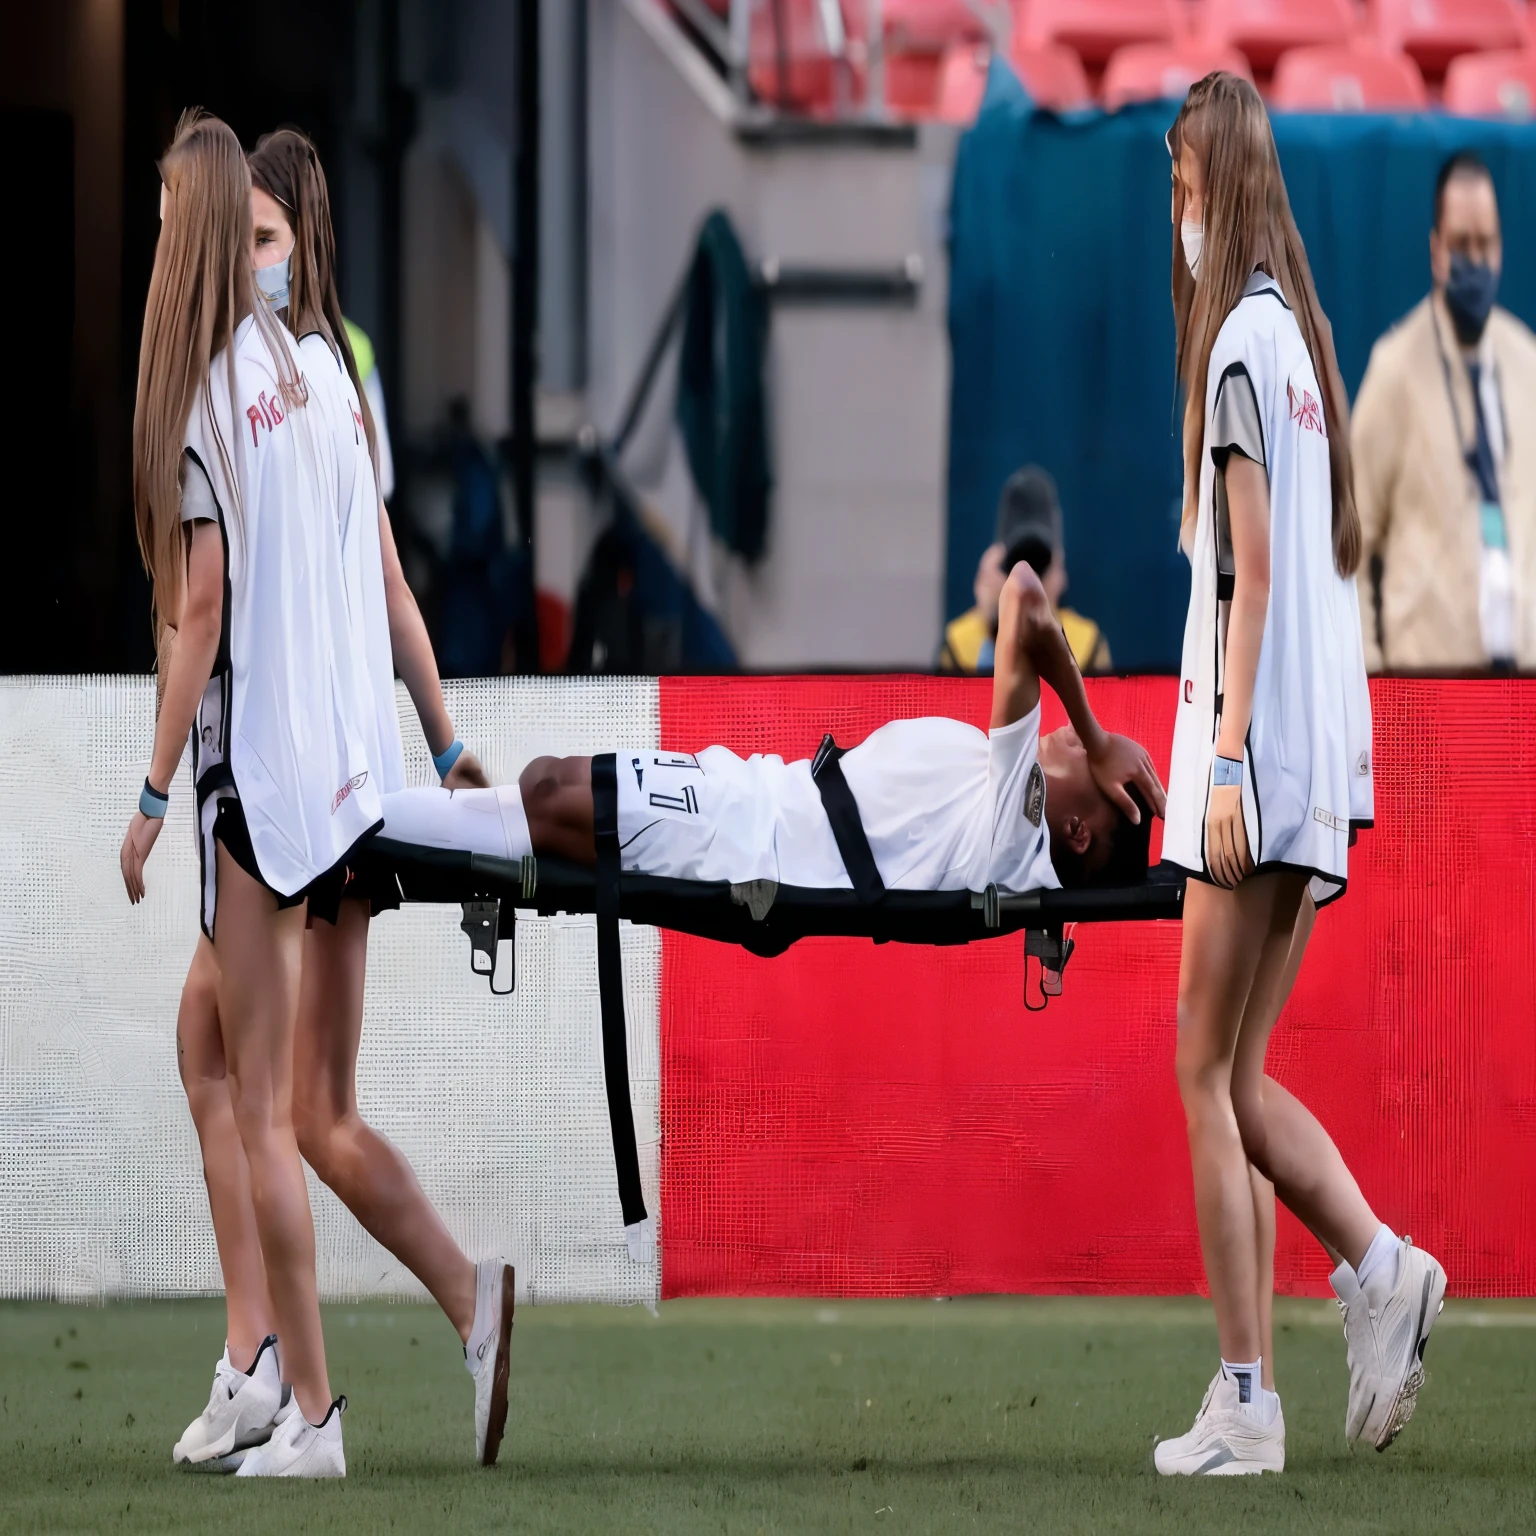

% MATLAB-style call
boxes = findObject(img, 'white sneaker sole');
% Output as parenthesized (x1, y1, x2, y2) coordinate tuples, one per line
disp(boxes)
(1370, 1260, 1448, 1452)
(1155, 1446, 1283, 1476)
(480, 1264, 516, 1467)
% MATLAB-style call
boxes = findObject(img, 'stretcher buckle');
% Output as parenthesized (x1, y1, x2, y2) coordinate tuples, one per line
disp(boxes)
(1024, 926, 1075, 1011)
(461, 899, 516, 995)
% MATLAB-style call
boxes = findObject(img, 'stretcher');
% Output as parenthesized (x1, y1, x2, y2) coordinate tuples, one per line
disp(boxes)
(349, 753, 1187, 1256)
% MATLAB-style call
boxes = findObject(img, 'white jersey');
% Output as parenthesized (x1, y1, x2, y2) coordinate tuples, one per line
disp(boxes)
(1164, 272, 1374, 906)
(183, 315, 383, 920)
(615, 708, 1060, 895)
(299, 331, 406, 795)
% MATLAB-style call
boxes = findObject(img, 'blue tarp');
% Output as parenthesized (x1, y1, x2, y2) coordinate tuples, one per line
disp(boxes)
(946, 61, 1536, 669)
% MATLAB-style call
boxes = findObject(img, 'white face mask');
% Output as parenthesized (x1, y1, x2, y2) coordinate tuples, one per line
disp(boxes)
(255, 254, 291, 311)
(1181, 218, 1204, 280)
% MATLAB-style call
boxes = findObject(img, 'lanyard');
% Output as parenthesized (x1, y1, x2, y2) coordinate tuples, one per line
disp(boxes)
(1431, 305, 1507, 502)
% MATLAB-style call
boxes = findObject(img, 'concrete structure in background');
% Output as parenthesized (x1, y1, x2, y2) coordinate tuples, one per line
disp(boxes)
(403, 0, 955, 669)
(586, 0, 954, 668)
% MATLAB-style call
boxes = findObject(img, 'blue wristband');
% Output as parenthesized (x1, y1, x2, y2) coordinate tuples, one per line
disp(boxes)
(140, 778, 170, 819)
(1212, 754, 1244, 787)
(433, 740, 466, 780)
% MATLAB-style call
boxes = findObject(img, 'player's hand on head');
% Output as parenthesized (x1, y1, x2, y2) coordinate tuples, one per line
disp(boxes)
(119, 811, 163, 905)
(1205, 784, 1253, 889)
(1086, 733, 1167, 823)
(443, 750, 491, 791)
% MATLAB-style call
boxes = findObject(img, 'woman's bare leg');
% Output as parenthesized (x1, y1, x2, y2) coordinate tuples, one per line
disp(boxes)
(213, 846, 331, 1421)
(293, 900, 477, 1341)
(1250, 1165, 1276, 1390)
(1175, 872, 1310, 1363)
(1233, 1065, 1377, 1272)
(176, 935, 276, 1367)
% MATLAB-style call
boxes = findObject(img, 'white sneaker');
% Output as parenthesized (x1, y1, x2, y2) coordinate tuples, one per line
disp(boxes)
(173, 1334, 283, 1470)
(1154, 1369, 1285, 1476)
(1334, 1237, 1447, 1450)
(466, 1258, 515, 1466)
(235, 1394, 346, 1478)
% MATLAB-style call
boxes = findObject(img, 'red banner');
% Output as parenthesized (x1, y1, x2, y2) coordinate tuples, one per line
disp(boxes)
(658, 677, 1536, 1299)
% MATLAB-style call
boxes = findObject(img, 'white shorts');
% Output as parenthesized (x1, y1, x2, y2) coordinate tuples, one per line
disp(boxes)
(615, 749, 795, 885)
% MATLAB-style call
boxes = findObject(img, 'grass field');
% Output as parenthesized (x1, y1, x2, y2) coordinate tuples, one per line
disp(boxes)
(1, 1296, 1530, 1535)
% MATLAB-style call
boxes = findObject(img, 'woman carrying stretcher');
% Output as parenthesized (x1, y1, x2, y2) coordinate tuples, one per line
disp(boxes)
(381, 560, 1166, 898)
(1155, 74, 1445, 1476)
(163, 130, 515, 1478)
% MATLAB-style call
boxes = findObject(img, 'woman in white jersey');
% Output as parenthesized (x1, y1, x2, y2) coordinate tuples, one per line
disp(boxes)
(1153, 75, 1445, 1476)
(164, 129, 516, 1474)
(119, 112, 380, 1477)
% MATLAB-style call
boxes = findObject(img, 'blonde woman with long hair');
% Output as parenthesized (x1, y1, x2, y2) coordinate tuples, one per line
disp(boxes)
(1155, 75, 1445, 1475)
(169, 127, 517, 1475)
(120, 110, 384, 1478)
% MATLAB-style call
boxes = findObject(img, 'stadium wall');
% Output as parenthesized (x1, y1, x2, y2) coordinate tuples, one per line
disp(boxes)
(3, 676, 1533, 1304)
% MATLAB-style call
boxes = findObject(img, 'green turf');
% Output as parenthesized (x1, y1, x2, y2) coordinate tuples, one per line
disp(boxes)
(0, 1296, 1530, 1535)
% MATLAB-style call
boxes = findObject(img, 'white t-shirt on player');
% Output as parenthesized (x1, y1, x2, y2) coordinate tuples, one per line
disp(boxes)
(615, 706, 1060, 895)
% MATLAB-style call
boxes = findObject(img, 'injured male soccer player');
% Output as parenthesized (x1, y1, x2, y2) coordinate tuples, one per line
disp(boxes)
(378, 563, 1167, 896)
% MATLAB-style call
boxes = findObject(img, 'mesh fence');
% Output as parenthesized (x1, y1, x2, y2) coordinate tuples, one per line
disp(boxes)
(0, 676, 661, 1304)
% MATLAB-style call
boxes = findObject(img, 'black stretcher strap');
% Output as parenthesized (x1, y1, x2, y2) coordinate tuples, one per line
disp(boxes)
(591, 754, 649, 1228)
(811, 734, 885, 905)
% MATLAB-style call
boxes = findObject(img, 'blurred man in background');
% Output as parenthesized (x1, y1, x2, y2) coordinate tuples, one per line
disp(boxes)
(941, 466, 1110, 675)
(1353, 151, 1536, 672)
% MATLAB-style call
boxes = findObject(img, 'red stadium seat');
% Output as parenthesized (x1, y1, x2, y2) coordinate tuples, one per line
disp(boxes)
(1270, 42, 1428, 110)
(1196, 0, 1357, 74)
(1010, 39, 1094, 108)
(1017, 0, 1184, 69)
(1371, 0, 1526, 80)
(1102, 41, 1253, 110)
(883, 0, 990, 51)
(862, 2, 993, 118)
(934, 42, 993, 121)
(932, 40, 1090, 122)
(1444, 48, 1536, 120)
(746, 0, 849, 113)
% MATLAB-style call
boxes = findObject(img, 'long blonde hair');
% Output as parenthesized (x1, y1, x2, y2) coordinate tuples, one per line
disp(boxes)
(1170, 73, 1360, 578)
(132, 109, 302, 638)
(248, 127, 380, 475)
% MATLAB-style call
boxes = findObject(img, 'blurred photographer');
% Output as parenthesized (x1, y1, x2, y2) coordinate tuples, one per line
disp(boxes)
(941, 466, 1111, 675)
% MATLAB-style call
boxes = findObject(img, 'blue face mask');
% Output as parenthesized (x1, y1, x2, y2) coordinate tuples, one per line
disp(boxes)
(1445, 250, 1498, 346)
(255, 254, 291, 312)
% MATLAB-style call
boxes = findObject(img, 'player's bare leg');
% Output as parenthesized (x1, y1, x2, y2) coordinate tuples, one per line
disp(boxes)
(519, 755, 596, 862)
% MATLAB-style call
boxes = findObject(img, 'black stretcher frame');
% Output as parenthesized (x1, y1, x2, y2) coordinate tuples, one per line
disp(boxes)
(350, 751, 1187, 1245)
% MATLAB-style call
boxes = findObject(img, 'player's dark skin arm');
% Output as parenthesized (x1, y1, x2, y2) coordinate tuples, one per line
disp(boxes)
(993, 563, 1166, 822)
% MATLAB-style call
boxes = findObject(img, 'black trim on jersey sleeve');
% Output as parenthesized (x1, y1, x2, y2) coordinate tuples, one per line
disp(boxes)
(1210, 362, 1266, 602)
(180, 447, 220, 524)
(1210, 362, 1266, 472)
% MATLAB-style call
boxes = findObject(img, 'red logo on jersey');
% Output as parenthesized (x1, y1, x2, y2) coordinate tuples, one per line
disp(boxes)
(1184, 679, 1194, 703)
(245, 380, 304, 445)
(331, 771, 369, 815)
(1288, 381, 1325, 436)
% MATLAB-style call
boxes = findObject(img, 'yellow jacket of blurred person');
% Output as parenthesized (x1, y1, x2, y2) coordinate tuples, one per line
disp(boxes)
(1353, 294, 1536, 671)
(940, 604, 1111, 674)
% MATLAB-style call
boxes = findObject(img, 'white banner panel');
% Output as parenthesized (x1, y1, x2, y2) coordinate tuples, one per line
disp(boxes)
(0, 676, 661, 1304)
